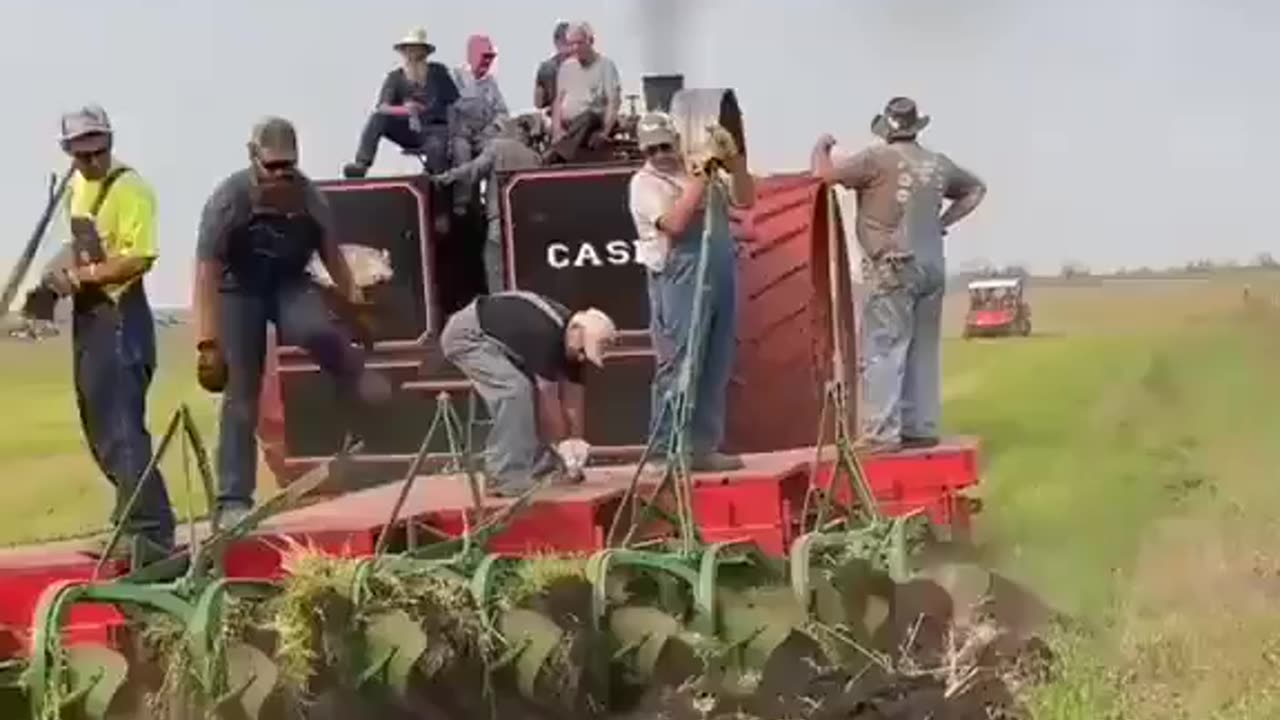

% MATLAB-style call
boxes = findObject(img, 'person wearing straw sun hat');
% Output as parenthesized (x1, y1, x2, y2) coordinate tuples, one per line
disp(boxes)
(811, 96, 987, 455)
(343, 27, 459, 178)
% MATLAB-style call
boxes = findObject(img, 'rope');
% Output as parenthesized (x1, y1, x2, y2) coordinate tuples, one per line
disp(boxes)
(801, 187, 881, 533)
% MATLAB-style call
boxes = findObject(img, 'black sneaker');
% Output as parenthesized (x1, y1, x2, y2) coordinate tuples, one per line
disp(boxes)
(901, 436, 940, 449)
(486, 482, 532, 499)
(78, 533, 173, 566)
(342, 162, 369, 179)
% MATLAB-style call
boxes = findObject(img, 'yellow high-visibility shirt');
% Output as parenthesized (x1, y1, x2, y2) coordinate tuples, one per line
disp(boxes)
(64, 160, 157, 297)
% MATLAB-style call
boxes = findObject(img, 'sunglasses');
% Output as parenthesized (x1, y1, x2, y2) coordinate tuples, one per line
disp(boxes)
(258, 158, 297, 173)
(645, 143, 675, 155)
(71, 147, 108, 162)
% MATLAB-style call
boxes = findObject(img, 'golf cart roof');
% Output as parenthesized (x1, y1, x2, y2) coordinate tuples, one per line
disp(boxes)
(968, 277, 1023, 290)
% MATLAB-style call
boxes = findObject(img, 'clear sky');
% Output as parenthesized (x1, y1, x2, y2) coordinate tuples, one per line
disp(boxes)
(1, 0, 1274, 306)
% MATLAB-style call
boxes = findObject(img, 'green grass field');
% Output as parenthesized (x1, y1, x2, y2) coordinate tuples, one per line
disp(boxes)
(1, 273, 1278, 717)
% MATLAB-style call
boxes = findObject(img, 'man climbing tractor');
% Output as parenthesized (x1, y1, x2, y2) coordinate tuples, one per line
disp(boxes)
(811, 96, 987, 453)
(431, 111, 544, 292)
(627, 111, 755, 473)
(193, 116, 391, 527)
(440, 291, 617, 497)
(33, 105, 176, 562)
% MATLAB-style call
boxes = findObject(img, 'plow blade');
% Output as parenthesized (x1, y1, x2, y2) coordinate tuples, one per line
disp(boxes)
(61, 644, 129, 720)
(497, 607, 577, 705)
(715, 585, 827, 695)
(607, 605, 698, 686)
(220, 641, 279, 720)
(358, 609, 428, 701)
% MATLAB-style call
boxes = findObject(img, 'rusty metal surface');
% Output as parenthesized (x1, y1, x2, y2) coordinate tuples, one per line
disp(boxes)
(725, 174, 858, 453)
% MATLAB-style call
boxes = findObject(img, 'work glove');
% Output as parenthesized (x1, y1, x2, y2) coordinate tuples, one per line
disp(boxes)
(196, 339, 228, 393)
(705, 124, 740, 163)
(556, 437, 591, 476)
(21, 287, 59, 322)
(687, 150, 718, 179)
(42, 266, 79, 297)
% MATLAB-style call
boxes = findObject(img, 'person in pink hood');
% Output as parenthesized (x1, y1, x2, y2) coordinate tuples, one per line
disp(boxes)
(448, 34, 510, 213)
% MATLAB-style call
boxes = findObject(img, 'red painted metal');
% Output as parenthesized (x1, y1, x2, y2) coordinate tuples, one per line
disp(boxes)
(727, 174, 858, 453)
(967, 309, 1015, 328)
(813, 436, 981, 526)
(0, 440, 980, 661)
(0, 552, 126, 658)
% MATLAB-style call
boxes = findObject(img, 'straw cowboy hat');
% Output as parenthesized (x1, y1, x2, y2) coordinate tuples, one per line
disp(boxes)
(393, 27, 436, 54)
(870, 96, 931, 140)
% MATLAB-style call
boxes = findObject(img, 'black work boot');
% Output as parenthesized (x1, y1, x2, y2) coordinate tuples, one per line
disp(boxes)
(79, 532, 173, 568)
(691, 452, 745, 473)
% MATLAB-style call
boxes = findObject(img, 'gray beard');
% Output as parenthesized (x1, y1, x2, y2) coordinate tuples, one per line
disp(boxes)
(403, 60, 427, 85)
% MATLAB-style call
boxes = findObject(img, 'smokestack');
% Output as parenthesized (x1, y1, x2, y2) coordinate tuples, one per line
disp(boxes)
(642, 74, 684, 113)
(634, 0, 689, 77)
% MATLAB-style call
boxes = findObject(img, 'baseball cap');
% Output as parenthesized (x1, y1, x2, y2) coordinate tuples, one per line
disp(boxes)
(636, 111, 678, 150)
(59, 105, 112, 144)
(572, 308, 617, 367)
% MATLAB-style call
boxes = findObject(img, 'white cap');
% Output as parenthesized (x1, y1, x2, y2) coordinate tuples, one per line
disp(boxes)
(60, 104, 112, 143)
(636, 111, 678, 150)
(570, 308, 617, 366)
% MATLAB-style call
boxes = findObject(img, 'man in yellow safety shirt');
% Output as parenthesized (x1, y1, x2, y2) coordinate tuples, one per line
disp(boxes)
(35, 105, 176, 561)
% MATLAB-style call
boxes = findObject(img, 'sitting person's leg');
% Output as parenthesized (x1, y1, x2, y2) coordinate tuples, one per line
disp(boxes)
(344, 113, 429, 178)
(545, 111, 603, 164)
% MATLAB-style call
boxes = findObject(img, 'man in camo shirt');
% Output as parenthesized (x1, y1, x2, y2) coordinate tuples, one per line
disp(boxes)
(811, 97, 987, 454)
(432, 112, 543, 292)
(449, 33, 509, 213)
(533, 22, 571, 110)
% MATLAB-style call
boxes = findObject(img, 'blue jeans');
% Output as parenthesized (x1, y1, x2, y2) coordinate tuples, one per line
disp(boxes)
(646, 212, 738, 458)
(216, 282, 365, 512)
(859, 257, 946, 443)
(72, 285, 175, 547)
(355, 113, 450, 174)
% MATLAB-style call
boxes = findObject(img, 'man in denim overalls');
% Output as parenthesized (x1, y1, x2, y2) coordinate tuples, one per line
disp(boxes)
(39, 105, 176, 562)
(811, 97, 987, 453)
(628, 112, 755, 472)
(194, 117, 391, 527)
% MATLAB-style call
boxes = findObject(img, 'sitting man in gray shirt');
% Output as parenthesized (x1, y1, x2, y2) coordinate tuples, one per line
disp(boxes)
(533, 21, 571, 110)
(547, 21, 621, 164)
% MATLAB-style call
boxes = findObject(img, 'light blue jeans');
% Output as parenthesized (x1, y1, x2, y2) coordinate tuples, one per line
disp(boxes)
(859, 257, 946, 443)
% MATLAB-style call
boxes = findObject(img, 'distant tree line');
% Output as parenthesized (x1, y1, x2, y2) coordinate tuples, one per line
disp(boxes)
(950, 253, 1279, 284)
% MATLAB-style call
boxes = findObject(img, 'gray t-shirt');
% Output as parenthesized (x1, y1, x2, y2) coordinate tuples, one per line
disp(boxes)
(833, 142, 983, 266)
(556, 54, 621, 120)
(196, 168, 334, 262)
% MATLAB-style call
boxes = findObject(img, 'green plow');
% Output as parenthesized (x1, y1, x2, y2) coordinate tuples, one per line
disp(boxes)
(12, 405, 365, 720)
